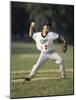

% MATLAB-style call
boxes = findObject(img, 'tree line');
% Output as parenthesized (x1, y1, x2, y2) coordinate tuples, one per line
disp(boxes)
(11, 2, 74, 44)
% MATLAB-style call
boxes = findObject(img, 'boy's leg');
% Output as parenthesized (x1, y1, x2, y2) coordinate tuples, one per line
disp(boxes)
(26, 53, 48, 80)
(48, 51, 65, 78)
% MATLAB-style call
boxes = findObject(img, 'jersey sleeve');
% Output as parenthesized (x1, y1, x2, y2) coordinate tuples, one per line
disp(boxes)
(32, 32, 38, 41)
(51, 32, 59, 40)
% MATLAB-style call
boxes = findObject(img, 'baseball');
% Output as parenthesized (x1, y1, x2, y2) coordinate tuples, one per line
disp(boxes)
(31, 22, 35, 27)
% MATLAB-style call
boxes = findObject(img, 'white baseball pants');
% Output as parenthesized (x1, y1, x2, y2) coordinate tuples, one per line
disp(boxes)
(28, 50, 65, 78)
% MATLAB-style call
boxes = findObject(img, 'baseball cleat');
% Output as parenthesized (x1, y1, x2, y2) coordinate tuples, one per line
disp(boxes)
(25, 77, 31, 81)
(61, 75, 65, 78)
(61, 74, 65, 79)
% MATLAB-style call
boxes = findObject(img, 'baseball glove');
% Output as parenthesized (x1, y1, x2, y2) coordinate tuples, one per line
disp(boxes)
(61, 42, 68, 53)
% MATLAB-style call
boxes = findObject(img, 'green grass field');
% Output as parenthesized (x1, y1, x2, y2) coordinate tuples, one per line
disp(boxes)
(11, 42, 74, 98)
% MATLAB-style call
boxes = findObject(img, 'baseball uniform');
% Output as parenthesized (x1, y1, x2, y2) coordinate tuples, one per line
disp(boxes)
(28, 32, 64, 78)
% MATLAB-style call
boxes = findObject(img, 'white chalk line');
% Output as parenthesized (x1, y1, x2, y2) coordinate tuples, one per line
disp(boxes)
(12, 69, 73, 74)
(11, 69, 73, 83)
(12, 76, 61, 82)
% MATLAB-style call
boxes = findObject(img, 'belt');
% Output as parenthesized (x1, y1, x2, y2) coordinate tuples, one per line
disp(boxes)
(41, 49, 55, 54)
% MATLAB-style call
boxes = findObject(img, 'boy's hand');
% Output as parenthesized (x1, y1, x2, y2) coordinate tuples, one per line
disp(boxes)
(31, 22, 35, 28)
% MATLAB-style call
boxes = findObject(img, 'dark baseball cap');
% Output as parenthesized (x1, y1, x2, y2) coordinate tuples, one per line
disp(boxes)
(41, 20, 49, 27)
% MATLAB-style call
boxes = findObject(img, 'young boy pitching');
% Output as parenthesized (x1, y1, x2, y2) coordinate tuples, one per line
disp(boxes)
(25, 20, 67, 81)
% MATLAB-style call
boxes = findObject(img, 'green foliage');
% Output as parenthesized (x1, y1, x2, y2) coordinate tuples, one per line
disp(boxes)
(11, 2, 74, 44)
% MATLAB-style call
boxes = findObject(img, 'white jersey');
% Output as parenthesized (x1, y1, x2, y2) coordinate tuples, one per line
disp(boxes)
(32, 32, 59, 52)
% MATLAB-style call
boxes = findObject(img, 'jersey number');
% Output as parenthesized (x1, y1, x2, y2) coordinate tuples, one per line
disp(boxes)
(44, 45, 47, 50)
